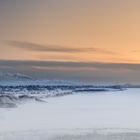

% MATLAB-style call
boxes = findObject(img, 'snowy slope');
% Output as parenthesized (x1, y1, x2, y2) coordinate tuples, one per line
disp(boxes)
(0, 89, 140, 140)
(0, 82, 123, 108)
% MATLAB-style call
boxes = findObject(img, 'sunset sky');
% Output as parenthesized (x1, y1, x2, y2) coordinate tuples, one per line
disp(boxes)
(1, 0, 140, 83)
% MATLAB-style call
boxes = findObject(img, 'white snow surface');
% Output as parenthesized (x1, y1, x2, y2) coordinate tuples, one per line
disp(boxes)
(0, 88, 140, 139)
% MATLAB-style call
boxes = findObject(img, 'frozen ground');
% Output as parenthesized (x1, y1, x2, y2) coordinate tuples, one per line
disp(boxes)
(0, 88, 140, 139)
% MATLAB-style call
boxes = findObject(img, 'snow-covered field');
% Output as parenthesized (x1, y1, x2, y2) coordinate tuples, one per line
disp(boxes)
(0, 88, 140, 139)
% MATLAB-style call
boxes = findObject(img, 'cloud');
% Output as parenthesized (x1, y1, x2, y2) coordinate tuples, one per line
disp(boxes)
(0, 60, 140, 71)
(132, 50, 140, 53)
(4, 40, 115, 54)
(1, 60, 140, 83)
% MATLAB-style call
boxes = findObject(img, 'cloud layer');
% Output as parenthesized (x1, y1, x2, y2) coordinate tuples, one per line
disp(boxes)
(0, 59, 140, 70)
(4, 41, 115, 54)
(0, 60, 140, 83)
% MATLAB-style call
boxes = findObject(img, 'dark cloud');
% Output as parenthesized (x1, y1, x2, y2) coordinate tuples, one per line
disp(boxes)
(0, 60, 140, 71)
(1, 60, 140, 83)
(4, 40, 115, 54)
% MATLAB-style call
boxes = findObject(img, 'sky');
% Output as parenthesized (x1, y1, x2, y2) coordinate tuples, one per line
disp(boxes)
(1, 0, 140, 83)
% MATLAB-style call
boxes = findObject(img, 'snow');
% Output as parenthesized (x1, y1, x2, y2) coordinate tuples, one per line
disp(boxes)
(0, 79, 78, 86)
(0, 88, 140, 139)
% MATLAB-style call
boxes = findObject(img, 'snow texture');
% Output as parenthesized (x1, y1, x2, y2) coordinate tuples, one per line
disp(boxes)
(0, 87, 140, 140)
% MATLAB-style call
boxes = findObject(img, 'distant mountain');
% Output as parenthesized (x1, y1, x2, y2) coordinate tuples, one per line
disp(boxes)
(0, 72, 32, 81)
